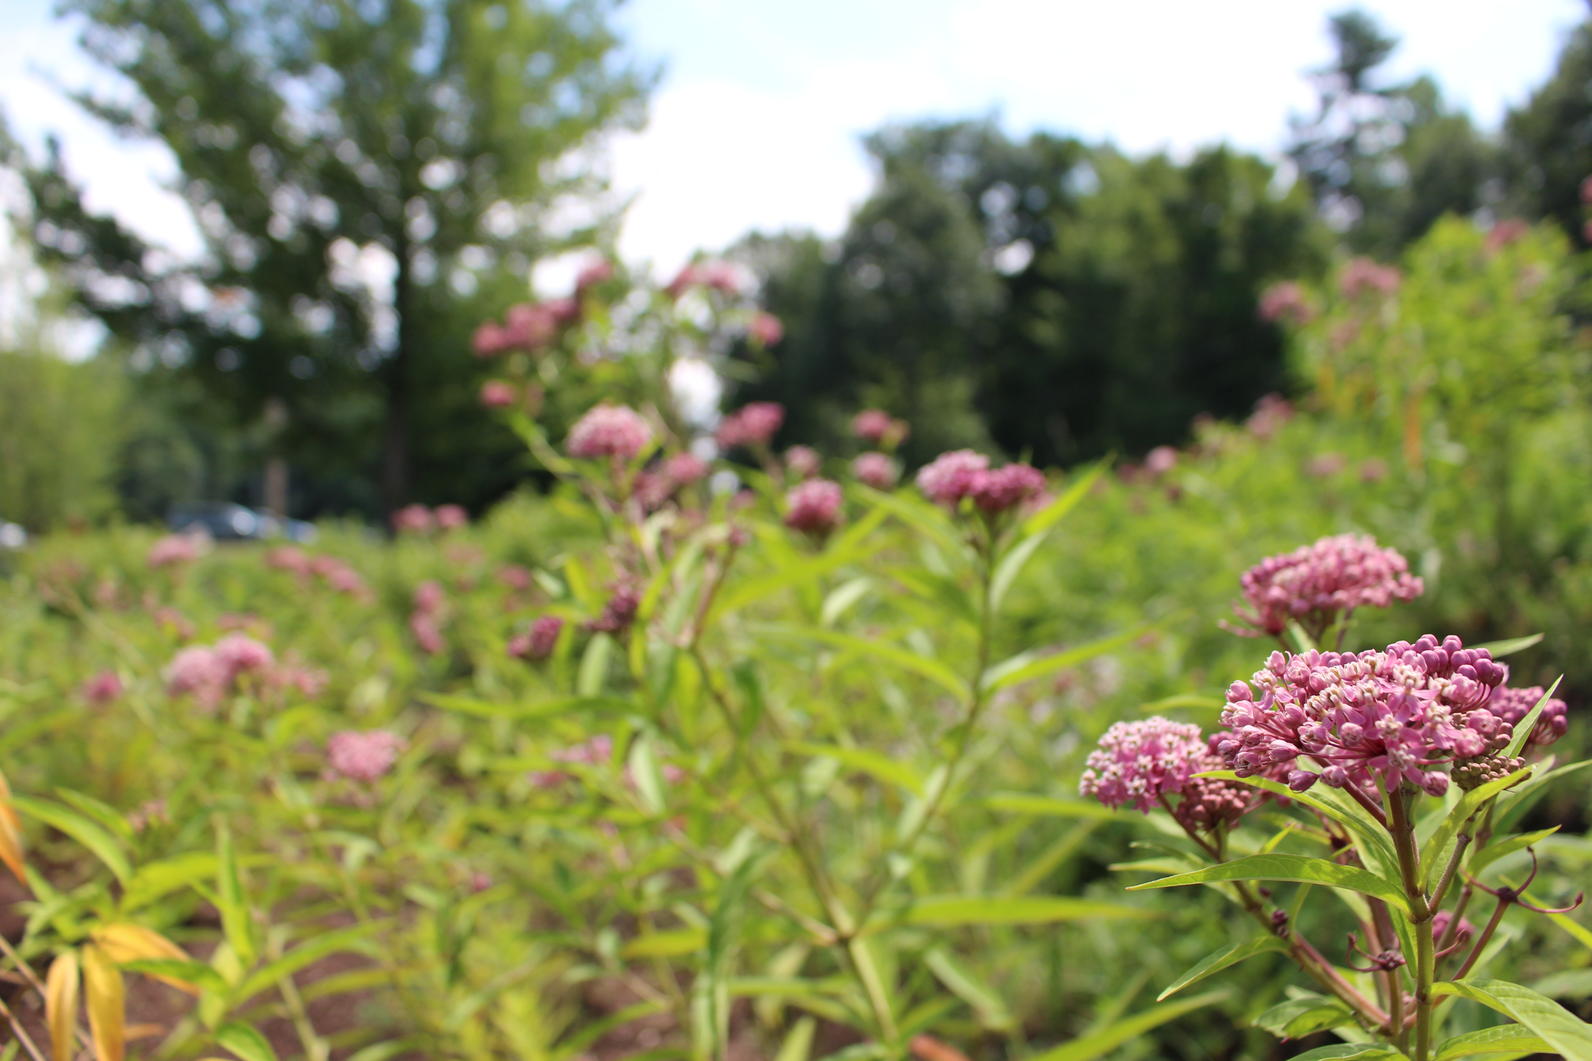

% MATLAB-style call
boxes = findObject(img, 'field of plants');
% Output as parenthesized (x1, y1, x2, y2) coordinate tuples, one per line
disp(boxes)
(2, 216, 1592, 1061)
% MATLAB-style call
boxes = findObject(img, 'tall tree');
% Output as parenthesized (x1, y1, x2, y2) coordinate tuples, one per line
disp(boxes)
(1503, 18, 1592, 246)
(12, 0, 650, 515)
(1287, 9, 1496, 256)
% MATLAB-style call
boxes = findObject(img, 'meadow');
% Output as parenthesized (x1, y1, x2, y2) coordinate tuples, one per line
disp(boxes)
(1, 217, 1591, 1061)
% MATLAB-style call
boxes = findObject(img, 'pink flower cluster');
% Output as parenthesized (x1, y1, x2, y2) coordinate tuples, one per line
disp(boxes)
(508, 615, 564, 662)
(265, 547, 370, 599)
(784, 445, 820, 479)
(716, 402, 784, 450)
(916, 451, 1046, 514)
(472, 298, 581, 358)
(391, 504, 469, 535)
(165, 635, 277, 708)
(784, 479, 843, 537)
(852, 452, 899, 489)
(1081, 718, 1257, 830)
(480, 380, 518, 409)
(567, 404, 653, 461)
(410, 580, 448, 656)
(1339, 257, 1401, 300)
(747, 311, 784, 346)
(531, 735, 613, 789)
(665, 260, 742, 300)
(1228, 534, 1424, 638)
(1218, 635, 1511, 798)
(147, 533, 208, 569)
(852, 409, 909, 448)
(589, 583, 641, 635)
(1488, 684, 1569, 747)
(1259, 281, 1314, 325)
(81, 670, 124, 705)
(327, 729, 406, 783)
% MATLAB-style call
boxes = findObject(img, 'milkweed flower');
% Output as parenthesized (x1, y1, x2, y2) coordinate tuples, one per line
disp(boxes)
(1259, 281, 1314, 325)
(1081, 718, 1254, 832)
(82, 670, 124, 705)
(852, 452, 899, 489)
(663, 452, 709, 487)
(716, 402, 784, 449)
(567, 404, 653, 461)
(1218, 635, 1511, 799)
(1228, 534, 1423, 639)
(589, 584, 641, 634)
(434, 504, 468, 531)
(480, 380, 517, 409)
(327, 730, 406, 783)
(1488, 684, 1569, 747)
(164, 646, 227, 706)
(214, 634, 274, 683)
(509, 615, 564, 662)
(916, 450, 990, 507)
(391, 504, 434, 535)
(971, 463, 1045, 514)
(747, 311, 783, 346)
(1339, 257, 1401, 300)
(147, 533, 208, 568)
(784, 479, 843, 537)
(784, 445, 820, 479)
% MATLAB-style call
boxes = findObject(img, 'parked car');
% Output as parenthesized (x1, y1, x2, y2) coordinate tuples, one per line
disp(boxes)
(166, 503, 315, 543)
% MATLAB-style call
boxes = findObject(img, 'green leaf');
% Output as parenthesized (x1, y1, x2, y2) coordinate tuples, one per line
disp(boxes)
(755, 624, 970, 700)
(577, 634, 615, 697)
(1127, 854, 1410, 913)
(1254, 995, 1353, 1040)
(1196, 771, 1401, 884)
(1465, 828, 1558, 877)
(1435, 1024, 1552, 1060)
(983, 794, 1116, 820)
(627, 735, 666, 816)
(622, 930, 706, 959)
(923, 946, 1014, 1031)
(423, 692, 630, 720)
(12, 794, 131, 884)
(1421, 766, 1533, 891)
(235, 922, 381, 1000)
(122, 853, 219, 912)
(215, 823, 256, 967)
(1024, 990, 1225, 1061)
(1286, 1046, 1406, 1060)
(216, 1021, 279, 1061)
(981, 625, 1151, 694)
(1470, 633, 1543, 658)
(1433, 980, 1592, 1060)
(117, 958, 228, 995)
(774, 1017, 816, 1061)
(1020, 460, 1105, 538)
(1156, 934, 1283, 1001)
(793, 743, 924, 796)
(901, 895, 1155, 927)
(714, 506, 891, 616)
(990, 528, 1051, 613)
(1502, 677, 1562, 758)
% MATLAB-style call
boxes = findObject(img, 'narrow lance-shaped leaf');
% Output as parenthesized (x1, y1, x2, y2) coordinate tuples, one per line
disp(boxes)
(1127, 854, 1411, 914)
(81, 944, 125, 1061)
(45, 950, 79, 1061)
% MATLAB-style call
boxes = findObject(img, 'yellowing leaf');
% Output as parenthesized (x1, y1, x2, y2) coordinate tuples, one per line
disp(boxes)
(92, 923, 196, 993)
(81, 944, 126, 1061)
(45, 950, 80, 1061)
(0, 767, 27, 884)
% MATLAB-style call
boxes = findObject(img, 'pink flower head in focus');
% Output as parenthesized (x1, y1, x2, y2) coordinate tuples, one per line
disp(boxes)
(1218, 635, 1511, 798)
(1227, 533, 1423, 639)
(1081, 718, 1257, 831)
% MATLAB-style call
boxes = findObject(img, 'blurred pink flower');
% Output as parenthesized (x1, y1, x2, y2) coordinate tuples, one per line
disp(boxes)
(391, 504, 434, 534)
(716, 402, 784, 449)
(1339, 257, 1401, 300)
(971, 463, 1046, 514)
(214, 634, 275, 683)
(480, 380, 517, 409)
(663, 452, 709, 486)
(852, 452, 899, 489)
(434, 504, 468, 531)
(1258, 281, 1314, 325)
(784, 445, 820, 479)
(147, 533, 208, 568)
(784, 478, 843, 537)
(576, 257, 614, 292)
(327, 729, 406, 783)
(916, 450, 990, 507)
(747, 311, 783, 346)
(567, 404, 653, 460)
(82, 670, 123, 705)
(165, 646, 227, 706)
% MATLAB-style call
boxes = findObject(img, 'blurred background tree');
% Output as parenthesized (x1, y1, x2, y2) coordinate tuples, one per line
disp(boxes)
(8, 0, 651, 519)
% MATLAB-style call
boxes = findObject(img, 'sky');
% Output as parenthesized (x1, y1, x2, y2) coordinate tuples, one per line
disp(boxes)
(0, 0, 1586, 288)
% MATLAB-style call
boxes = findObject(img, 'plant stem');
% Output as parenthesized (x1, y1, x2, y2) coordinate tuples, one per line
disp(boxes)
(1388, 789, 1435, 1061)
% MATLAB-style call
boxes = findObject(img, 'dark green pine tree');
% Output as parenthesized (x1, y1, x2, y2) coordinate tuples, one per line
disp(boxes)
(12, 0, 651, 515)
